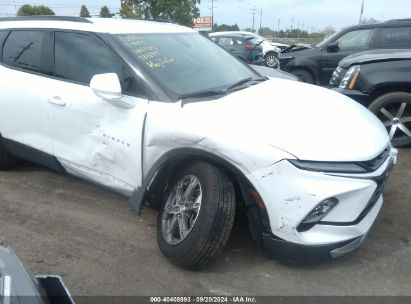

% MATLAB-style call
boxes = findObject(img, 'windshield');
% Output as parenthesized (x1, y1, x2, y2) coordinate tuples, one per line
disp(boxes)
(316, 31, 339, 48)
(115, 33, 257, 97)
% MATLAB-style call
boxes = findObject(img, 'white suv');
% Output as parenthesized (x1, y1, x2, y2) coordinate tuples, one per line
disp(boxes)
(0, 16, 397, 269)
(209, 31, 281, 68)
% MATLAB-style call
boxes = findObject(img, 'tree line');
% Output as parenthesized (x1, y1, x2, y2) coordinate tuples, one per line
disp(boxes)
(15, 1, 200, 26)
(17, 4, 114, 18)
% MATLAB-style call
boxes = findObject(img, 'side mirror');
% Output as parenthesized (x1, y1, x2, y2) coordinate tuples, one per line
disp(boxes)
(90, 73, 122, 100)
(326, 41, 339, 53)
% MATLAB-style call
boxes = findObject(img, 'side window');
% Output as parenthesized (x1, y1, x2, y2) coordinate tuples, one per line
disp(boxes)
(379, 27, 411, 48)
(2, 30, 53, 75)
(335, 29, 373, 51)
(54, 31, 144, 96)
(0, 30, 9, 59)
(218, 37, 235, 46)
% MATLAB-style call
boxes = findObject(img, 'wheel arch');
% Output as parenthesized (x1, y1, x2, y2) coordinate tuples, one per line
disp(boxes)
(129, 148, 272, 241)
(368, 84, 411, 105)
(289, 66, 317, 83)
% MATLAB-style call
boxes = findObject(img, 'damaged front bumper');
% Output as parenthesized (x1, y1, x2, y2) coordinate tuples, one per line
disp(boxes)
(247, 147, 397, 260)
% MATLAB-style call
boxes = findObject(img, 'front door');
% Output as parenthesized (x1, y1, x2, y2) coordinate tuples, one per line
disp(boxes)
(320, 28, 375, 84)
(48, 31, 148, 194)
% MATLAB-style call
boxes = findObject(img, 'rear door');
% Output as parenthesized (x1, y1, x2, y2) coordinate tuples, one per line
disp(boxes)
(48, 31, 148, 194)
(320, 28, 375, 84)
(0, 29, 54, 164)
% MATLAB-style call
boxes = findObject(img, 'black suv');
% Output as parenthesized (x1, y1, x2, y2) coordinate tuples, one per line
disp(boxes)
(330, 49, 411, 148)
(280, 19, 411, 85)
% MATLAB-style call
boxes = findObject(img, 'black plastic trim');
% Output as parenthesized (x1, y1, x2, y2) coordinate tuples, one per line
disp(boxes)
(3, 138, 65, 173)
(262, 233, 361, 261)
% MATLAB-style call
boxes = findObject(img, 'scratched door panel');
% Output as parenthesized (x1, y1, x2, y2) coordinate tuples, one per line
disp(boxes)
(48, 78, 148, 194)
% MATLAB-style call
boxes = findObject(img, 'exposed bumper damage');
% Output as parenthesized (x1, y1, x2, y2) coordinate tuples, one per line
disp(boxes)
(247, 147, 397, 259)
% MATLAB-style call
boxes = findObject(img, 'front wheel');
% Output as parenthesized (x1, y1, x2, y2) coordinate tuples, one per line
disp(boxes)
(264, 53, 280, 69)
(291, 69, 314, 84)
(157, 161, 235, 270)
(368, 92, 411, 148)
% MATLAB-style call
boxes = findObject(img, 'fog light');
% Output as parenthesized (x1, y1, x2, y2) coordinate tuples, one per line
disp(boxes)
(302, 198, 339, 224)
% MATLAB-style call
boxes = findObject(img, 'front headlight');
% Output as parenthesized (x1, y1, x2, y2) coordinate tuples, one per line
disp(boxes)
(289, 159, 367, 173)
(339, 65, 360, 89)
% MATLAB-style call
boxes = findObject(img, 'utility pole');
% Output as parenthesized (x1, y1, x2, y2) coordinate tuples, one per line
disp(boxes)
(359, 0, 365, 23)
(290, 16, 294, 31)
(251, 6, 257, 32)
(277, 18, 281, 32)
(209, 0, 217, 28)
(259, 8, 263, 32)
(13, 0, 17, 14)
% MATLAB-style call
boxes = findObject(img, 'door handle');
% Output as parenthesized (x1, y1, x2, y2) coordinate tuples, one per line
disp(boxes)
(48, 96, 66, 106)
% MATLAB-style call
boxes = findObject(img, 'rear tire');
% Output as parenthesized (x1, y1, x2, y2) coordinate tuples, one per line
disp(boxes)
(291, 69, 314, 84)
(264, 52, 280, 69)
(0, 135, 17, 170)
(157, 161, 235, 270)
(368, 92, 411, 148)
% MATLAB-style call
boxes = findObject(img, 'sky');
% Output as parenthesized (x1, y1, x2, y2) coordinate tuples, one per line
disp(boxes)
(0, 0, 410, 31)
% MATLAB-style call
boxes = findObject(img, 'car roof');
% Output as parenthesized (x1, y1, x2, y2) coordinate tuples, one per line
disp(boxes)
(341, 18, 411, 31)
(0, 16, 195, 34)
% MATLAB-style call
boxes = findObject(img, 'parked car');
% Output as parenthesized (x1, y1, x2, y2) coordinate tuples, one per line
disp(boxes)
(0, 246, 74, 304)
(330, 49, 411, 148)
(269, 41, 290, 52)
(209, 34, 264, 64)
(0, 16, 397, 269)
(280, 19, 411, 85)
(209, 31, 281, 68)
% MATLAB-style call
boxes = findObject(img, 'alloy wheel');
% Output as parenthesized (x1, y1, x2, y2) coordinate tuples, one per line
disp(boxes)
(265, 54, 280, 69)
(162, 175, 202, 245)
(379, 102, 411, 141)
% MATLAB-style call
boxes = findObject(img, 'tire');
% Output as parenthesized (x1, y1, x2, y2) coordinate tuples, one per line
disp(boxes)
(0, 134, 16, 170)
(291, 69, 314, 84)
(264, 52, 280, 69)
(368, 92, 411, 148)
(157, 161, 235, 270)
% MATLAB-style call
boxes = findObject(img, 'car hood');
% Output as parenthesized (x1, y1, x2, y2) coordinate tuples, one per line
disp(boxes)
(281, 44, 313, 54)
(339, 49, 411, 68)
(181, 79, 389, 162)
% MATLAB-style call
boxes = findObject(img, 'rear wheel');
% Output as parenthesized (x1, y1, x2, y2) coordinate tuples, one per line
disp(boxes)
(291, 69, 314, 84)
(0, 135, 16, 170)
(368, 92, 411, 148)
(157, 161, 235, 270)
(264, 52, 280, 69)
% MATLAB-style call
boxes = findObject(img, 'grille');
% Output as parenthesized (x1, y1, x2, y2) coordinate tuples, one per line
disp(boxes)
(357, 147, 390, 173)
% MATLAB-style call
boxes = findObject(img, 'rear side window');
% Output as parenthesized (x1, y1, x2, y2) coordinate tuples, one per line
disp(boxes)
(218, 37, 235, 46)
(379, 27, 411, 48)
(54, 31, 143, 96)
(0, 30, 9, 47)
(0, 30, 9, 59)
(2, 30, 52, 75)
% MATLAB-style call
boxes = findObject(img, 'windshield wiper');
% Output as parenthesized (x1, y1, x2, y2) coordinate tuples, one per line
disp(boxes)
(225, 76, 268, 91)
(179, 90, 226, 100)
(179, 76, 268, 105)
